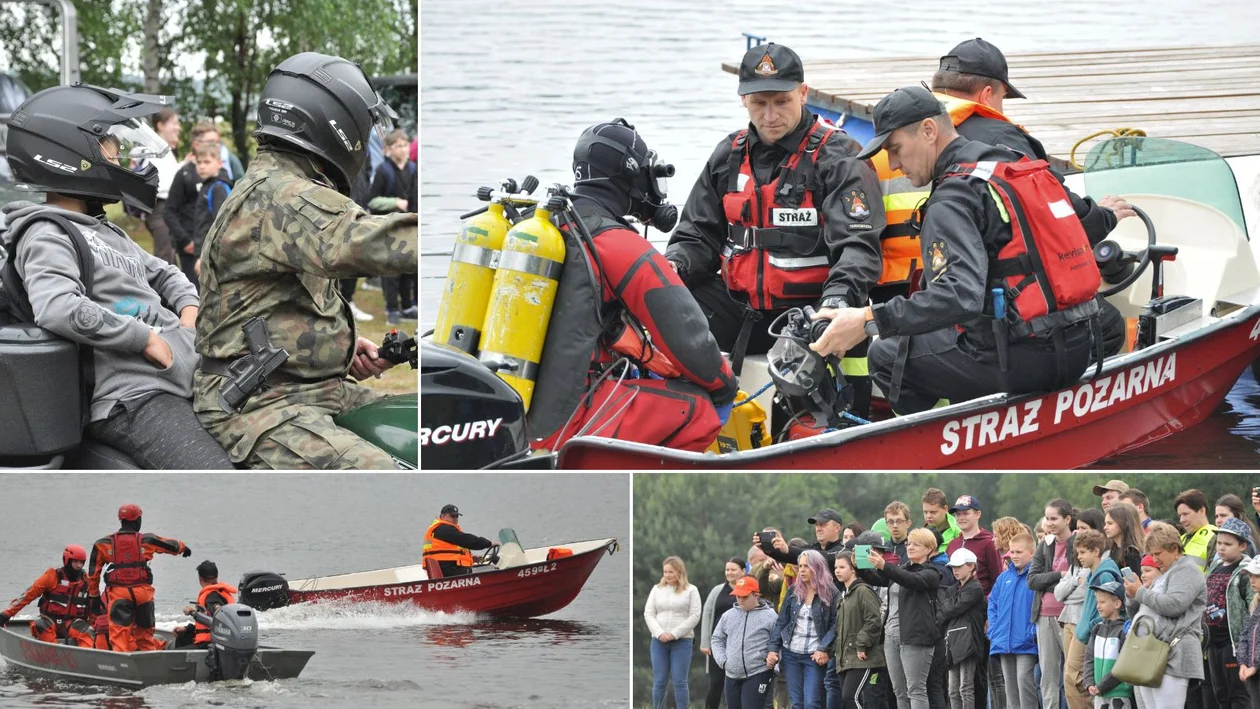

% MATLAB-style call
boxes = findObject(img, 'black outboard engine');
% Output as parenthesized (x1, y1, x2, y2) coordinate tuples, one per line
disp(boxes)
(420, 340, 528, 469)
(237, 571, 290, 611)
(193, 603, 259, 681)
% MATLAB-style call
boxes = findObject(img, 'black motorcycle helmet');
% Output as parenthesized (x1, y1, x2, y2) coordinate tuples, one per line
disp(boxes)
(254, 52, 397, 194)
(4, 84, 171, 214)
(572, 118, 678, 231)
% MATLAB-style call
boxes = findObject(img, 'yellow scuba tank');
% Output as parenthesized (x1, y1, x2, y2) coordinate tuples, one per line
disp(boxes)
(433, 202, 511, 353)
(706, 392, 772, 454)
(478, 197, 567, 410)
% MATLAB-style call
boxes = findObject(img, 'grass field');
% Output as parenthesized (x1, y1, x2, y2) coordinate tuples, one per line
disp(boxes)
(107, 206, 418, 396)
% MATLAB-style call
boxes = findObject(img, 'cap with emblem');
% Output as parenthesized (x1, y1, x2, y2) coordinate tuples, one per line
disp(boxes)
(738, 43, 805, 96)
(440, 504, 462, 518)
(939, 38, 1026, 99)
(949, 495, 981, 514)
(855, 86, 947, 161)
(731, 575, 761, 596)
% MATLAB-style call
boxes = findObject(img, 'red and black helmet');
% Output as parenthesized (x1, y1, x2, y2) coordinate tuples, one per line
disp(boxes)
(63, 544, 87, 566)
(118, 503, 142, 521)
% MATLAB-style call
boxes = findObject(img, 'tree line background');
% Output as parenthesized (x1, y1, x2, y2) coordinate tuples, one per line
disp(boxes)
(0, 0, 418, 161)
(632, 472, 1260, 707)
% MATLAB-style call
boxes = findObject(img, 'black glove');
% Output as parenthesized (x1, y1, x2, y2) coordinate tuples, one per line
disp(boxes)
(91, 597, 105, 616)
(0, 611, 9, 626)
(182, 547, 192, 558)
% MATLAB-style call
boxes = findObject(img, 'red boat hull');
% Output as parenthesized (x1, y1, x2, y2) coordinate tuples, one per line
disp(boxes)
(559, 309, 1260, 469)
(285, 540, 618, 618)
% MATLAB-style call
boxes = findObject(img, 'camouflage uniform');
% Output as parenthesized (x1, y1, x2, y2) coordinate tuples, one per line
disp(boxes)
(193, 150, 417, 469)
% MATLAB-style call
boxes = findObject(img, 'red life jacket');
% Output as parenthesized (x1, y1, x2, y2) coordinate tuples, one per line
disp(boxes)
(104, 532, 152, 587)
(193, 583, 238, 644)
(37, 568, 90, 622)
(942, 158, 1101, 338)
(720, 122, 835, 310)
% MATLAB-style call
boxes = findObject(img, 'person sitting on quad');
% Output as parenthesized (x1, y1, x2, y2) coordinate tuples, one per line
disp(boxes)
(0, 84, 234, 469)
(87, 503, 192, 652)
(173, 560, 236, 648)
(0, 544, 96, 647)
(423, 504, 496, 578)
(192, 52, 418, 470)
(525, 119, 739, 453)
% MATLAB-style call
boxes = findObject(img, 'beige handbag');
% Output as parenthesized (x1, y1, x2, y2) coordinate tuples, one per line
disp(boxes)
(1110, 615, 1192, 687)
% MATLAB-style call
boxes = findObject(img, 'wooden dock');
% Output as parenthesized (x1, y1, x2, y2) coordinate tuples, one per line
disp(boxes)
(722, 45, 1260, 170)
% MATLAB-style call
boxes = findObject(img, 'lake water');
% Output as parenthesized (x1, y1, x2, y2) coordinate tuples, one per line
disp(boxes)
(0, 473, 629, 708)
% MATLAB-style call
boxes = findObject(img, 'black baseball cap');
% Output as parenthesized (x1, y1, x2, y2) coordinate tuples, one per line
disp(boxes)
(939, 38, 1026, 99)
(808, 508, 843, 525)
(855, 86, 946, 160)
(440, 504, 462, 517)
(738, 43, 804, 96)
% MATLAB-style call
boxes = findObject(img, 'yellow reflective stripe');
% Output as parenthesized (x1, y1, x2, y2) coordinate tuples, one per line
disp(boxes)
(839, 357, 868, 377)
(883, 191, 930, 213)
(987, 185, 1010, 223)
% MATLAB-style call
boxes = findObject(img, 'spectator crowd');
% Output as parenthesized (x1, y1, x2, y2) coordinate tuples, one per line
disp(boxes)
(644, 480, 1260, 709)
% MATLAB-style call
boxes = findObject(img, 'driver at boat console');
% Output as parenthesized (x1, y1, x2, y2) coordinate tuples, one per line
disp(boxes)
(811, 86, 1100, 415)
(423, 505, 496, 578)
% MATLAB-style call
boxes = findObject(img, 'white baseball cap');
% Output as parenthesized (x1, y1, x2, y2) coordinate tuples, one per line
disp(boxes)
(947, 548, 978, 567)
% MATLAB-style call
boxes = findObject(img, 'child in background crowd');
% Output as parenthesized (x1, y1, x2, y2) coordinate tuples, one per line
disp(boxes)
(1083, 580, 1135, 709)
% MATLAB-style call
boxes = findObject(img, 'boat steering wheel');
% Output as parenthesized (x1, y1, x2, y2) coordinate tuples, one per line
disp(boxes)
(477, 544, 500, 566)
(1096, 205, 1158, 298)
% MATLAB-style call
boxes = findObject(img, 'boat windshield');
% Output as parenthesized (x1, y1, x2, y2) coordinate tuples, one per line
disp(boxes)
(1082, 136, 1248, 238)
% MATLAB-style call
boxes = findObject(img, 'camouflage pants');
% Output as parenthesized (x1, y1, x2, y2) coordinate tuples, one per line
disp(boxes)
(193, 373, 397, 470)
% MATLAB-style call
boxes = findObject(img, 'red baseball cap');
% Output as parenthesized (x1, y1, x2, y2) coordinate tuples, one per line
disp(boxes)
(731, 575, 760, 597)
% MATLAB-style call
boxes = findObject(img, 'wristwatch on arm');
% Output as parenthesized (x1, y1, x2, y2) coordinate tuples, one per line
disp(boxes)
(863, 306, 879, 338)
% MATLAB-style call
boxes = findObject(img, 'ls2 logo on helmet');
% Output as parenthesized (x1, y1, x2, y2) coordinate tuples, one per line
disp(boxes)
(327, 120, 353, 152)
(33, 154, 78, 173)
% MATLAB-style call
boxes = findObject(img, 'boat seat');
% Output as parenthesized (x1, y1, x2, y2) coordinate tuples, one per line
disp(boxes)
(424, 558, 443, 579)
(66, 440, 139, 469)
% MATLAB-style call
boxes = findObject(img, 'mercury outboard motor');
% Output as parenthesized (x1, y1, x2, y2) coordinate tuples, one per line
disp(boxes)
(192, 603, 259, 681)
(420, 340, 529, 468)
(237, 571, 290, 611)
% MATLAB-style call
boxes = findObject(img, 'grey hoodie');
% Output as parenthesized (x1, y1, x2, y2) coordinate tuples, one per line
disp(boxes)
(710, 598, 778, 679)
(1, 201, 200, 421)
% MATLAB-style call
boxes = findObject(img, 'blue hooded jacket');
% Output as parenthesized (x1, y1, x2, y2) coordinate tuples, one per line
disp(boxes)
(988, 559, 1038, 655)
(1076, 556, 1124, 643)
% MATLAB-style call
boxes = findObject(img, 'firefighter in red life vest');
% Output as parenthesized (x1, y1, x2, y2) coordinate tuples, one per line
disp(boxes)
(812, 86, 1096, 414)
(423, 504, 495, 578)
(87, 503, 192, 652)
(0, 544, 96, 647)
(173, 560, 236, 648)
(526, 120, 738, 452)
(664, 42, 882, 419)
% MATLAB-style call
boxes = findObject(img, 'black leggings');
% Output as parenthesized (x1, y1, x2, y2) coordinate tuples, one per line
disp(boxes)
(836, 668, 876, 709)
(87, 392, 234, 470)
(725, 670, 775, 709)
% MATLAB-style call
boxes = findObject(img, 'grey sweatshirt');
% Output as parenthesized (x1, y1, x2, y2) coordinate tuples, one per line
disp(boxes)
(711, 599, 778, 679)
(0, 201, 200, 421)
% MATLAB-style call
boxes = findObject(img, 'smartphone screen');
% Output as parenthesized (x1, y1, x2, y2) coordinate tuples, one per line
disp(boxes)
(855, 544, 873, 569)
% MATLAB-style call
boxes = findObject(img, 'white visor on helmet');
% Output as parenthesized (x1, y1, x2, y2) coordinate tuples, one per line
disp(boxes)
(103, 118, 171, 162)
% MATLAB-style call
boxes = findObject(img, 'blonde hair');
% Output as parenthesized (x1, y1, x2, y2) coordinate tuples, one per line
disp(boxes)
(992, 516, 1026, 553)
(1008, 532, 1036, 551)
(659, 556, 689, 591)
(1145, 522, 1182, 555)
(907, 528, 937, 554)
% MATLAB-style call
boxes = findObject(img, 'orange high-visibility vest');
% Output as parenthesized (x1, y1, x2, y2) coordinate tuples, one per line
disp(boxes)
(871, 93, 1018, 287)
(423, 519, 474, 567)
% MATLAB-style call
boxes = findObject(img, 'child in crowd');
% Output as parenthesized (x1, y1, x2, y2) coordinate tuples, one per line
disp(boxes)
(1139, 555, 1162, 588)
(1206, 517, 1255, 708)
(1234, 556, 1260, 708)
(191, 142, 233, 282)
(940, 548, 986, 709)
(1083, 580, 1135, 709)
(988, 533, 1039, 708)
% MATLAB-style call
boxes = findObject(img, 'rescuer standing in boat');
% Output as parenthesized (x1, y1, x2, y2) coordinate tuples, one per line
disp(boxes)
(173, 560, 237, 648)
(0, 544, 96, 647)
(423, 505, 496, 578)
(811, 86, 1095, 414)
(87, 503, 191, 651)
(665, 42, 883, 419)
(525, 119, 739, 453)
(193, 52, 417, 470)
(929, 38, 1134, 357)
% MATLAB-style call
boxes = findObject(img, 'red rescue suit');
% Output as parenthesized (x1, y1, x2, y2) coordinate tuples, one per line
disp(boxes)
(88, 529, 188, 652)
(528, 201, 738, 453)
(2, 567, 94, 647)
(720, 122, 836, 310)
